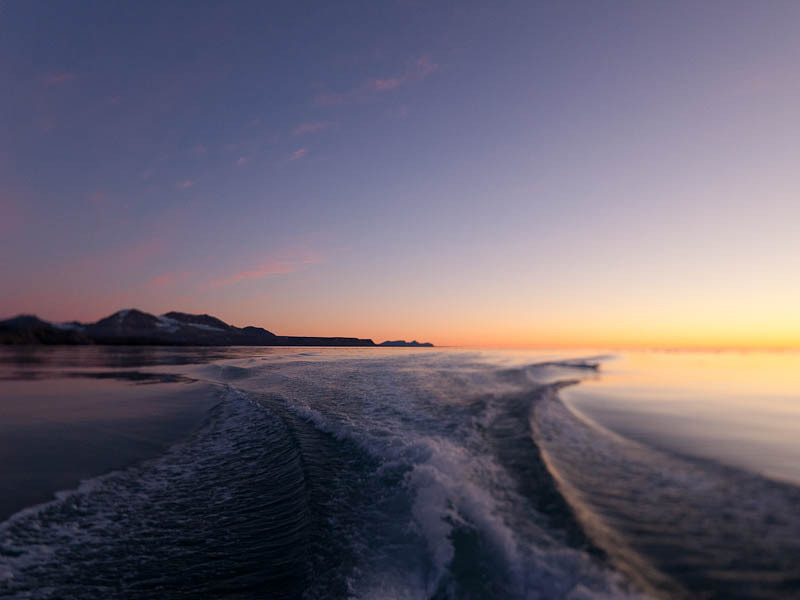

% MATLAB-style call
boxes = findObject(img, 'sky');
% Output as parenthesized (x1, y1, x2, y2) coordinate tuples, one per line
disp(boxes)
(2, 1, 800, 348)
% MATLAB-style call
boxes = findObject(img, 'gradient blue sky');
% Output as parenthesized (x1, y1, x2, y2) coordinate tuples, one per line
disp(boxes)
(3, 1, 800, 346)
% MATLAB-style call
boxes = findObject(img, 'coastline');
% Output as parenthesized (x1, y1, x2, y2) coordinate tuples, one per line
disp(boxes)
(0, 310, 433, 348)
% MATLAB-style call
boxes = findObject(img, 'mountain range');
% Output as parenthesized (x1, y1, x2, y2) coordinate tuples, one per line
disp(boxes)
(0, 309, 433, 347)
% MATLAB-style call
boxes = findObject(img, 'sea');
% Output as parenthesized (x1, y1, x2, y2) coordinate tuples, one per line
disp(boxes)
(1, 346, 799, 599)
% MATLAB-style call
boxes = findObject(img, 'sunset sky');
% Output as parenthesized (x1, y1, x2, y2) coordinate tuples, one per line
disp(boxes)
(3, 1, 800, 347)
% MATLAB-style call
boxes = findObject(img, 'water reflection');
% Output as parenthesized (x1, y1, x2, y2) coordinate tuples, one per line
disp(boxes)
(0, 347, 231, 520)
(0, 345, 278, 369)
(563, 351, 800, 485)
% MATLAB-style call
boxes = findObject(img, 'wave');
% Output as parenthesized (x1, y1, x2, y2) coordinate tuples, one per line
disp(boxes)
(0, 387, 324, 598)
(195, 355, 642, 598)
(531, 387, 800, 599)
(0, 354, 646, 599)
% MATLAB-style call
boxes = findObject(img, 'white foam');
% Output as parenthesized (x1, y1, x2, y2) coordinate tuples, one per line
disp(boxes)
(0, 353, 642, 599)
(235, 354, 641, 598)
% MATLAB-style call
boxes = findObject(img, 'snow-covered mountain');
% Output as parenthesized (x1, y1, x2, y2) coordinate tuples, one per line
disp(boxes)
(0, 309, 384, 346)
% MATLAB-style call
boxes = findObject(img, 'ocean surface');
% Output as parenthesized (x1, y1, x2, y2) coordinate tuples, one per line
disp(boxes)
(1, 347, 800, 599)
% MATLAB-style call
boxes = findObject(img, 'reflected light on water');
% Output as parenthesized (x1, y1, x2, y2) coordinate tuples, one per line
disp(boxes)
(564, 351, 800, 485)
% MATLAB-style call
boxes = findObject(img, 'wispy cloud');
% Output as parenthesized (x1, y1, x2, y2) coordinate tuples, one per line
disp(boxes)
(315, 92, 348, 107)
(41, 72, 77, 86)
(176, 179, 196, 189)
(108, 95, 122, 105)
(293, 122, 330, 135)
(290, 148, 308, 161)
(315, 56, 438, 106)
(210, 253, 322, 287)
(147, 270, 192, 288)
(236, 156, 249, 166)
(389, 105, 409, 119)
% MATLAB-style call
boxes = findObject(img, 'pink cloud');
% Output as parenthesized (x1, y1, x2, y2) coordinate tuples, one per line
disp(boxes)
(314, 92, 347, 107)
(41, 72, 76, 86)
(293, 122, 330, 135)
(149, 275, 175, 288)
(210, 254, 321, 287)
(236, 156, 249, 166)
(147, 270, 192, 288)
(176, 179, 196, 189)
(314, 56, 438, 106)
(108, 95, 122, 105)
(290, 148, 308, 161)
(370, 78, 403, 91)
(366, 57, 437, 91)
(141, 169, 154, 180)
(414, 56, 438, 78)
(390, 105, 409, 119)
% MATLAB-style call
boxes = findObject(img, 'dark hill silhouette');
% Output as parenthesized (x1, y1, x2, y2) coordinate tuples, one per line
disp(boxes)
(378, 340, 434, 347)
(161, 312, 233, 331)
(0, 309, 432, 347)
(0, 315, 90, 344)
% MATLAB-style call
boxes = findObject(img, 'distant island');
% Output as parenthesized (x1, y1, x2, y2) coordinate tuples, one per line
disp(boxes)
(0, 309, 433, 348)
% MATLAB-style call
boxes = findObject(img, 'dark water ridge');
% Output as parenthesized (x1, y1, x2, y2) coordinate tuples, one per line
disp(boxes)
(1, 349, 799, 598)
(533, 389, 800, 598)
(0, 353, 633, 599)
(0, 388, 325, 598)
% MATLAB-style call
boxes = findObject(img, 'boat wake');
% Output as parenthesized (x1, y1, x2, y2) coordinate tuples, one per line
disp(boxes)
(3, 352, 796, 598)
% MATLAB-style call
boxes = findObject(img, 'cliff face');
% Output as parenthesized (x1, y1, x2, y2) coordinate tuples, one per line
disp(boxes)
(0, 309, 378, 347)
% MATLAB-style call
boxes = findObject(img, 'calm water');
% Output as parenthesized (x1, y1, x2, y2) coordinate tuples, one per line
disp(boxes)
(1, 346, 799, 599)
(564, 352, 800, 485)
